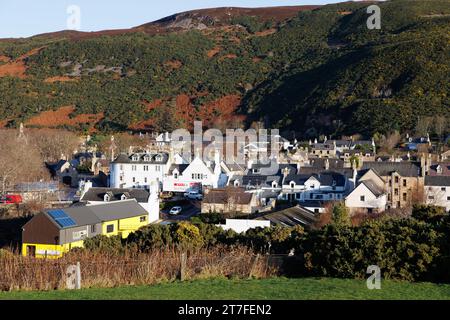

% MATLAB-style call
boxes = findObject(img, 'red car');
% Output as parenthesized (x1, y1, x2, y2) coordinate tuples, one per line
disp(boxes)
(0, 194, 23, 204)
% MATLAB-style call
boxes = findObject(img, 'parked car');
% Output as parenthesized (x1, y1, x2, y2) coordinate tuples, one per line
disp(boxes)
(0, 194, 23, 204)
(169, 206, 183, 215)
(184, 191, 203, 200)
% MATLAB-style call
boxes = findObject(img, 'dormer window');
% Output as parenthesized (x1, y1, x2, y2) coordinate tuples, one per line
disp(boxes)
(272, 181, 278, 188)
(120, 194, 128, 201)
(131, 155, 139, 162)
(143, 155, 151, 162)
(104, 194, 111, 202)
(234, 180, 240, 187)
(155, 154, 163, 162)
(252, 168, 260, 174)
(436, 165, 443, 174)
(290, 181, 295, 189)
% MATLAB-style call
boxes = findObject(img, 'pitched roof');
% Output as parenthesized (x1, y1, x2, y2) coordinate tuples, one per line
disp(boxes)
(361, 161, 421, 177)
(45, 200, 148, 229)
(81, 187, 150, 203)
(203, 188, 253, 205)
(257, 205, 317, 227)
(425, 176, 450, 187)
(360, 180, 384, 197)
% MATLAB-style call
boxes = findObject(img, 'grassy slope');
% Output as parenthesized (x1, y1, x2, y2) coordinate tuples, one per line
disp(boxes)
(1, 278, 450, 300)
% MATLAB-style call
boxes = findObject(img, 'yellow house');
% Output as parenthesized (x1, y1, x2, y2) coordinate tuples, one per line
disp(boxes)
(22, 199, 149, 259)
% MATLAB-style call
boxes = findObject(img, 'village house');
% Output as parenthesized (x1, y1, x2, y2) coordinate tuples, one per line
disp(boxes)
(109, 152, 170, 189)
(361, 160, 426, 209)
(425, 162, 450, 211)
(280, 171, 348, 202)
(163, 153, 227, 193)
(345, 179, 387, 215)
(79, 180, 160, 223)
(201, 187, 261, 215)
(22, 200, 149, 259)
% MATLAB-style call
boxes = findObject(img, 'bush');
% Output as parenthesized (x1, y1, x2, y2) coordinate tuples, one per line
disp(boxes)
(83, 235, 124, 254)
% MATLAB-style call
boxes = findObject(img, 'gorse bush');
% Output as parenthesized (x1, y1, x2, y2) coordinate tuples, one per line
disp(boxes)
(83, 205, 450, 283)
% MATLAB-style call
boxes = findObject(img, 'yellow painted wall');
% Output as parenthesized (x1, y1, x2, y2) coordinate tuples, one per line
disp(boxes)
(118, 215, 148, 238)
(24, 215, 148, 259)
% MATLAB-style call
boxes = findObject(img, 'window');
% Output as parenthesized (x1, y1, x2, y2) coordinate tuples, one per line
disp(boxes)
(120, 165, 123, 171)
(394, 188, 399, 196)
(403, 179, 407, 187)
(132, 177, 136, 183)
(441, 187, 446, 192)
(395, 177, 399, 184)
(314, 209, 319, 213)
(360, 195, 365, 202)
(447, 196, 450, 201)
(91, 225, 96, 233)
(106, 224, 114, 233)
(156, 165, 161, 172)
(144, 165, 149, 171)
(290, 182, 295, 189)
(403, 193, 407, 201)
(132, 165, 137, 171)
(144, 177, 148, 184)
(140, 216, 147, 223)
(132, 155, 139, 162)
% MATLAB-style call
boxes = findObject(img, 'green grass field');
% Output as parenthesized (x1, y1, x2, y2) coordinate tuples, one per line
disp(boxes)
(1, 278, 450, 300)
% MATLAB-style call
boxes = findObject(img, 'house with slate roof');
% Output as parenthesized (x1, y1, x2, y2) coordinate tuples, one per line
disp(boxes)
(22, 200, 149, 259)
(361, 161, 425, 209)
(110, 152, 170, 189)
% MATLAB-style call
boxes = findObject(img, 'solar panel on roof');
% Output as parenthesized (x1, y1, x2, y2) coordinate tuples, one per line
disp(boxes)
(48, 210, 77, 228)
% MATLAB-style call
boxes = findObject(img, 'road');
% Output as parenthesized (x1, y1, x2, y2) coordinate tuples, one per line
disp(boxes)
(160, 200, 201, 223)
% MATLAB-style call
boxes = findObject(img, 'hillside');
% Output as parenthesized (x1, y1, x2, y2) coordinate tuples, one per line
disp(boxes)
(0, 0, 448, 137)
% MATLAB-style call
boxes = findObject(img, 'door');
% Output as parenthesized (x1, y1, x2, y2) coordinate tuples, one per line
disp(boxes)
(27, 245, 36, 257)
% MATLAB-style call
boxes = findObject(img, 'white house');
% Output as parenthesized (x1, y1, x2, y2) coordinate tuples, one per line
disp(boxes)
(79, 181, 160, 223)
(425, 175, 450, 212)
(163, 153, 228, 193)
(110, 152, 170, 189)
(281, 172, 347, 202)
(345, 180, 387, 214)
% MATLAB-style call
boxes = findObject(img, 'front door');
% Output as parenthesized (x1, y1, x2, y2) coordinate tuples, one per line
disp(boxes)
(26, 245, 36, 257)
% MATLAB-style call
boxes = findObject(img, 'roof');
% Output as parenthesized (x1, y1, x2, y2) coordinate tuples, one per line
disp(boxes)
(360, 180, 384, 197)
(429, 163, 450, 176)
(112, 153, 169, 164)
(81, 187, 150, 202)
(361, 161, 421, 177)
(168, 164, 189, 175)
(44, 200, 148, 229)
(203, 188, 253, 205)
(257, 206, 317, 227)
(241, 175, 281, 188)
(425, 176, 450, 187)
(284, 172, 346, 187)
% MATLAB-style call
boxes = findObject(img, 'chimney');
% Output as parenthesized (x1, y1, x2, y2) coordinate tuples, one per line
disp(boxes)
(81, 180, 93, 198)
(324, 159, 330, 171)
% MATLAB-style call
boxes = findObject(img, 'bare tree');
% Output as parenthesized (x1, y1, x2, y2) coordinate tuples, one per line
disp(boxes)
(0, 130, 48, 193)
(379, 130, 401, 152)
(28, 129, 80, 162)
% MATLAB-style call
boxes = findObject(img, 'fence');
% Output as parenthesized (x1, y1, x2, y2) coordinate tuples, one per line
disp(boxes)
(0, 248, 289, 292)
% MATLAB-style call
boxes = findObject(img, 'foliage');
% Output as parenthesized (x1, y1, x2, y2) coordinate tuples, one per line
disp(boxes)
(331, 203, 351, 226)
(83, 235, 124, 254)
(0, 1, 447, 137)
